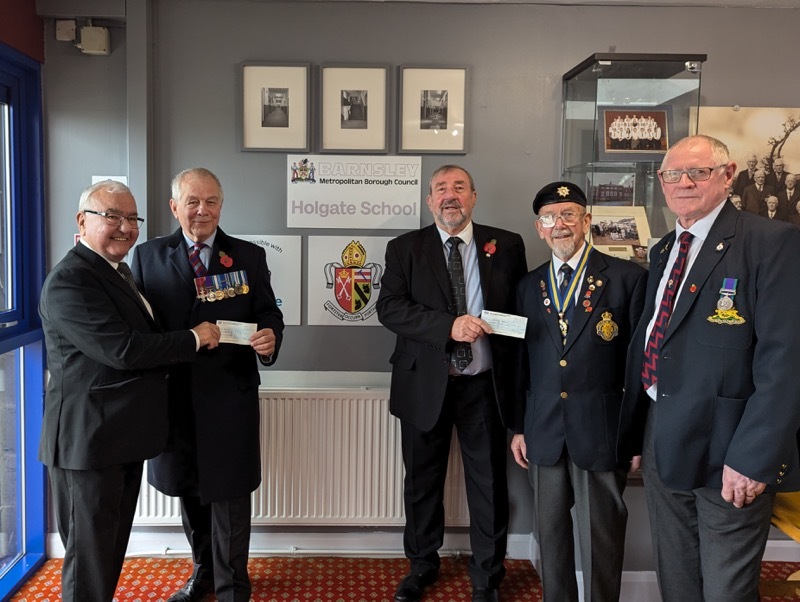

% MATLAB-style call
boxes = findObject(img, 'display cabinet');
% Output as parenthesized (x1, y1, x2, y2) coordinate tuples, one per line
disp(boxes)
(561, 53, 706, 260)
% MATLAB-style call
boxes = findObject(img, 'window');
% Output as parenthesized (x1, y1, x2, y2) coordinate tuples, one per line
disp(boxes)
(0, 40, 47, 599)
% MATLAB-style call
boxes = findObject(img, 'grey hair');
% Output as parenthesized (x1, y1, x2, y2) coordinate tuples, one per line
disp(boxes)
(78, 179, 132, 212)
(428, 164, 475, 195)
(171, 167, 224, 202)
(661, 134, 730, 170)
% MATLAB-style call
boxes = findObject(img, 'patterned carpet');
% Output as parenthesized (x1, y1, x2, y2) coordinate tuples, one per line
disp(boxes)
(9, 556, 543, 601)
(11, 556, 800, 601)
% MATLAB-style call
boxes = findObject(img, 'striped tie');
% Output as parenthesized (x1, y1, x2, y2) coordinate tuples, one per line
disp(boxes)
(188, 243, 207, 277)
(641, 231, 693, 390)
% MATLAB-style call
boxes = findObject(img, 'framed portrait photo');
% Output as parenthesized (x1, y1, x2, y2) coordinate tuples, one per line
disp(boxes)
(399, 66, 467, 154)
(589, 205, 652, 261)
(320, 65, 389, 153)
(599, 105, 673, 162)
(241, 63, 310, 152)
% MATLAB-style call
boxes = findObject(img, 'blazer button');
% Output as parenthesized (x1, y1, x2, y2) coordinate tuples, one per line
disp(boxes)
(560, 392, 568, 399)
(559, 360, 567, 367)
(779, 471, 786, 477)
(777, 478, 783, 484)
(782, 463, 788, 469)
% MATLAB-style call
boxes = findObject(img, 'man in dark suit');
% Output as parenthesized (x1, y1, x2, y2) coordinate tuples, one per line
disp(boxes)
(732, 153, 758, 197)
(762, 194, 790, 221)
(780, 174, 799, 215)
(131, 168, 284, 602)
(511, 182, 646, 602)
(39, 180, 220, 602)
(741, 169, 774, 215)
(377, 165, 527, 602)
(619, 135, 800, 601)
(766, 157, 789, 194)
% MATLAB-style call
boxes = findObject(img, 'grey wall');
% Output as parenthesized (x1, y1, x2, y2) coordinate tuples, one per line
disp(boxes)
(40, 0, 800, 570)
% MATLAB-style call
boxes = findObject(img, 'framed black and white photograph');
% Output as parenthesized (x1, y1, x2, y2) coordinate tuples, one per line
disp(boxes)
(241, 63, 310, 152)
(599, 106, 672, 162)
(399, 66, 467, 154)
(320, 65, 389, 153)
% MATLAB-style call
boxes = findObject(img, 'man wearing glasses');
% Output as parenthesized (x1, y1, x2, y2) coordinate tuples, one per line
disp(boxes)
(619, 135, 800, 601)
(39, 180, 220, 601)
(510, 181, 646, 602)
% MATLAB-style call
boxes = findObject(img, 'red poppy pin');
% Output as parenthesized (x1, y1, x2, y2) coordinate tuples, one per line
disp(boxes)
(219, 251, 233, 268)
(483, 239, 497, 257)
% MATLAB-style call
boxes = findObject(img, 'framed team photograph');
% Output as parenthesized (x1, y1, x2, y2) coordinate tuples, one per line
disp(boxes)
(320, 65, 389, 153)
(599, 106, 672, 162)
(241, 62, 310, 152)
(589, 205, 651, 261)
(398, 66, 468, 154)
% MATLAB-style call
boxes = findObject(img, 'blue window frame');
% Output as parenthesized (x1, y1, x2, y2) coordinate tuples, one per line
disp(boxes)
(0, 39, 47, 599)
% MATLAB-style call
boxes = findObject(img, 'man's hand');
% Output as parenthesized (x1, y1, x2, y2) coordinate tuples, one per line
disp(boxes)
(721, 464, 767, 508)
(192, 322, 221, 349)
(511, 434, 528, 469)
(250, 328, 276, 357)
(630, 455, 642, 474)
(450, 315, 492, 342)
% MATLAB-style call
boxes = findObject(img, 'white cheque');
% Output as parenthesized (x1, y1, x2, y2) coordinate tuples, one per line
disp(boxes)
(217, 320, 257, 345)
(480, 310, 528, 339)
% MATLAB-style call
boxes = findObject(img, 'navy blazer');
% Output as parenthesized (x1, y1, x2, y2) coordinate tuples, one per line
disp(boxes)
(131, 228, 284, 503)
(619, 201, 800, 491)
(39, 243, 197, 470)
(376, 223, 527, 432)
(517, 249, 646, 471)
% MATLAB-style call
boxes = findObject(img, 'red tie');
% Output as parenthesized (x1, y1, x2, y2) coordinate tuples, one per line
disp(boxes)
(641, 231, 693, 390)
(188, 243, 207, 277)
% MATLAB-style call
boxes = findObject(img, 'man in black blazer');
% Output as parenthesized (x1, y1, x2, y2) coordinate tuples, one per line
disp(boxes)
(619, 135, 800, 601)
(732, 153, 758, 198)
(377, 165, 527, 602)
(741, 169, 774, 215)
(511, 182, 646, 602)
(131, 168, 284, 602)
(39, 180, 220, 602)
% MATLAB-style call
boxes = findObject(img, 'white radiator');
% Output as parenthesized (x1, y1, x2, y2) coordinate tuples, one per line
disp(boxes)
(134, 389, 469, 526)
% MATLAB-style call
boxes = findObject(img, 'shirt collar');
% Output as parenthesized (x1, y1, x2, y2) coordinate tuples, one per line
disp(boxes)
(80, 238, 122, 269)
(675, 198, 727, 243)
(436, 221, 474, 246)
(182, 230, 217, 252)
(551, 241, 587, 272)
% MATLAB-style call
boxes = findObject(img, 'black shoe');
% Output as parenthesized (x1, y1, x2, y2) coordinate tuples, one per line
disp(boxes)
(165, 576, 214, 602)
(472, 586, 499, 602)
(393, 570, 438, 602)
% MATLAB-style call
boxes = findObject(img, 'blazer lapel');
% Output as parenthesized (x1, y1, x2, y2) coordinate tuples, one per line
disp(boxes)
(473, 224, 495, 307)
(563, 250, 608, 352)
(532, 263, 566, 351)
(422, 225, 453, 303)
(664, 203, 738, 341)
(167, 228, 195, 286)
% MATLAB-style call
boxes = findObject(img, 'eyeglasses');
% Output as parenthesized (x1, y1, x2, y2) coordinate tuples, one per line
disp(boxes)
(537, 211, 585, 228)
(84, 209, 145, 229)
(658, 165, 728, 184)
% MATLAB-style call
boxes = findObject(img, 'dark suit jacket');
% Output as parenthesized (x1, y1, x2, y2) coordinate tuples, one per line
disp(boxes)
(766, 171, 788, 195)
(732, 169, 756, 198)
(619, 201, 800, 491)
(131, 228, 284, 503)
(376, 223, 527, 432)
(516, 250, 646, 471)
(39, 243, 197, 470)
(741, 183, 775, 215)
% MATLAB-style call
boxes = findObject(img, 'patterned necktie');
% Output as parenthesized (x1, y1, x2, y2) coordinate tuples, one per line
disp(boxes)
(446, 236, 473, 372)
(641, 231, 694, 390)
(117, 261, 140, 295)
(188, 243, 207, 277)
(558, 264, 573, 299)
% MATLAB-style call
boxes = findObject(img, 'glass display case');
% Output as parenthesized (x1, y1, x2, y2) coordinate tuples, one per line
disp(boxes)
(561, 53, 706, 259)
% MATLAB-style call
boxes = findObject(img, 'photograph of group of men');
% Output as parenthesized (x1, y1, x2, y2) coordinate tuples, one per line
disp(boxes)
(729, 154, 800, 225)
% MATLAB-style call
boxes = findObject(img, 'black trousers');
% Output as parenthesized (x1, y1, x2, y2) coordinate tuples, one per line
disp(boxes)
(180, 494, 253, 602)
(400, 371, 508, 589)
(50, 462, 143, 602)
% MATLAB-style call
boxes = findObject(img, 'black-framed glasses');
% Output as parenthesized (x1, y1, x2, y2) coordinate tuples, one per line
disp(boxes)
(659, 165, 728, 184)
(84, 209, 145, 229)
(537, 211, 585, 228)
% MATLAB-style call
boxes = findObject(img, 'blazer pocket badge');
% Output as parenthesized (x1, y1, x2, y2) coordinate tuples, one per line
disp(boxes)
(596, 311, 619, 341)
(707, 277, 745, 325)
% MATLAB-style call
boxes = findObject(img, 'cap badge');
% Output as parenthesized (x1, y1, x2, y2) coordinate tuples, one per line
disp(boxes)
(556, 186, 570, 198)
